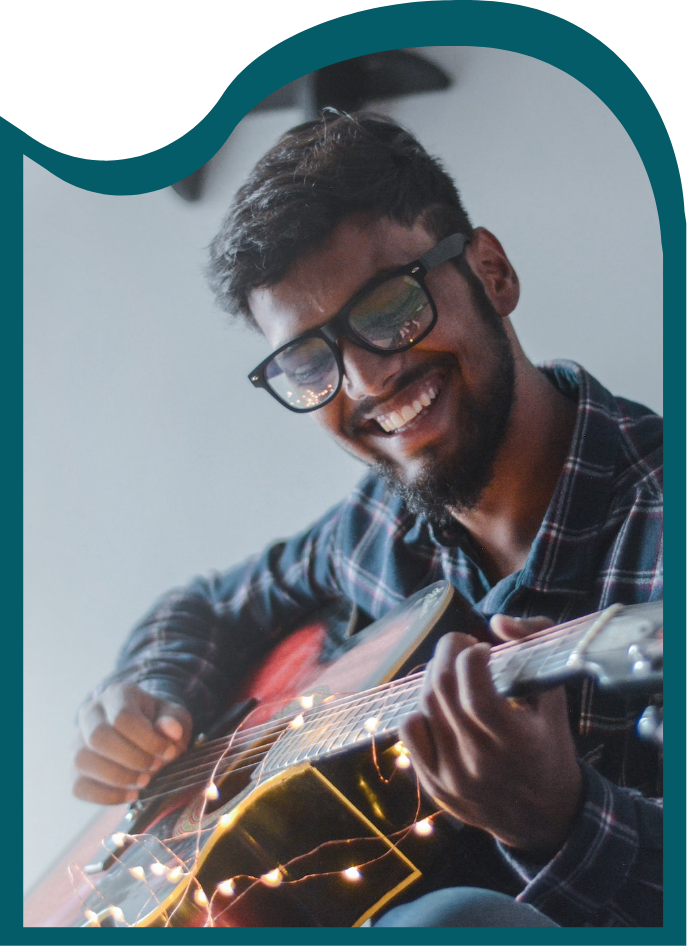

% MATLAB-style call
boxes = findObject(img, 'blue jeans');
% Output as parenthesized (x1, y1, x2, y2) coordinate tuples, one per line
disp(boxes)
(373, 887, 559, 928)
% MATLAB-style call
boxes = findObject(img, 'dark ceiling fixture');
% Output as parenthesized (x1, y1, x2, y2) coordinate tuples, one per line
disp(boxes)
(172, 49, 452, 201)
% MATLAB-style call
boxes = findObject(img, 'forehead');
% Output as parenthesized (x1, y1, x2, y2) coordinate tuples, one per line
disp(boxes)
(249, 217, 435, 349)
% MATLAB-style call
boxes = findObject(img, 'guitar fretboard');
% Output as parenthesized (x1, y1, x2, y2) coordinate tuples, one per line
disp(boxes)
(260, 617, 593, 776)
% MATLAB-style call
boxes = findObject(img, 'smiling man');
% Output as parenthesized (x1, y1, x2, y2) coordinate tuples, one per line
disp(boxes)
(73, 113, 663, 928)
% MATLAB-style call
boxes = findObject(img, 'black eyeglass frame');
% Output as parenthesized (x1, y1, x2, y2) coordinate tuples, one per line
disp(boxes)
(248, 231, 471, 413)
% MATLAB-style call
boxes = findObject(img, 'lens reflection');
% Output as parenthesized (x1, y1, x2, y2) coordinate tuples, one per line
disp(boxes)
(348, 276, 432, 350)
(266, 336, 338, 409)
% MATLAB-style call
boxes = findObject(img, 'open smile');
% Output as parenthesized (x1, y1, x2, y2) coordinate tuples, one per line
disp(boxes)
(375, 380, 441, 433)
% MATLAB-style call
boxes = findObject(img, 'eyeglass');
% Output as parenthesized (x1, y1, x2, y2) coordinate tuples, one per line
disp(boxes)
(248, 232, 470, 413)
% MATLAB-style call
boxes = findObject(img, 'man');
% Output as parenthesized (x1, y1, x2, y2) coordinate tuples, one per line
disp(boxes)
(72, 113, 663, 927)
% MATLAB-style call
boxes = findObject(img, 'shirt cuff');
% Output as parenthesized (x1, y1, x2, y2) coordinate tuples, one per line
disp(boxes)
(498, 761, 651, 926)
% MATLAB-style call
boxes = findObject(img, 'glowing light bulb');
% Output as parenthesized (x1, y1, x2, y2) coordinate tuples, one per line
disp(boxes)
(289, 714, 305, 729)
(394, 740, 411, 767)
(217, 879, 235, 896)
(129, 866, 145, 880)
(194, 888, 208, 905)
(110, 907, 124, 922)
(84, 909, 99, 924)
(343, 867, 362, 881)
(205, 782, 219, 800)
(261, 868, 282, 887)
(414, 818, 433, 836)
(364, 717, 379, 733)
(299, 694, 314, 709)
(150, 862, 166, 876)
(167, 865, 184, 882)
(219, 810, 237, 828)
(111, 832, 126, 847)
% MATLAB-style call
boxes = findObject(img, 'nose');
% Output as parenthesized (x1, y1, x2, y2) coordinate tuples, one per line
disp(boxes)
(339, 338, 402, 400)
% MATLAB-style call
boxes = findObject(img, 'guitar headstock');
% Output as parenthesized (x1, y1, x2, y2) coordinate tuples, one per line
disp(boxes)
(566, 600, 663, 692)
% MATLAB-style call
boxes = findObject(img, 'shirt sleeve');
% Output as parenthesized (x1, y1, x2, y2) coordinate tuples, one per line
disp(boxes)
(500, 761, 662, 927)
(90, 503, 346, 733)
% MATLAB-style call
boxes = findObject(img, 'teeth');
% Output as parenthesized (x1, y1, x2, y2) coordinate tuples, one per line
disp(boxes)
(376, 384, 439, 433)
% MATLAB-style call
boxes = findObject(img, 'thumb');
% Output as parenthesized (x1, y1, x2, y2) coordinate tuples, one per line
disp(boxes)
(154, 700, 192, 748)
(490, 613, 553, 642)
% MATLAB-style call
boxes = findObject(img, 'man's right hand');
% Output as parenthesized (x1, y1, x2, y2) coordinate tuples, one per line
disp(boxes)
(73, 683, 192, 805)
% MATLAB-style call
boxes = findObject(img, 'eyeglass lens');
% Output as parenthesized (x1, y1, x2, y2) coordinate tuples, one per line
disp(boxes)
(266, 275, 432, 410)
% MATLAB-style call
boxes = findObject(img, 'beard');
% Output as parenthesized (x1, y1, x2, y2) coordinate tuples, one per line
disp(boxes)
(372, 284, 516, 527)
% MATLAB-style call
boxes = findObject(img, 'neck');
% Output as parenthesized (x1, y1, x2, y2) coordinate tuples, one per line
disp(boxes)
(451, 360, 577, 583)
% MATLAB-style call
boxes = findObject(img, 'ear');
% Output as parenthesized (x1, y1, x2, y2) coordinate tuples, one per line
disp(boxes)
(464, 228, 520, 317)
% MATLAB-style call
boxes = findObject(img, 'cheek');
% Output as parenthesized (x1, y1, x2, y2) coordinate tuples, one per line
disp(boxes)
(310, 402, 345, 438)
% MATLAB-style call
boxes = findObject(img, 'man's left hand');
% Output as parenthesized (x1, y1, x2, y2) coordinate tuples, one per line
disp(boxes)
(400, 615, 582, 857)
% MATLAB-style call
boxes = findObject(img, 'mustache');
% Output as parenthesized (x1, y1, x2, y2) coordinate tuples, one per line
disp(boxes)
(344, 354, 457, 435)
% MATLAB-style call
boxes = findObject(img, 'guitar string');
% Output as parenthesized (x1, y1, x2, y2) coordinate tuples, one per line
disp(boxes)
(142, 624, 587, 800)
(140, 648, 579, 804)
(141, 622, 589, 801)
(156, 618, 587, 778)
(142, 675, 427, 798)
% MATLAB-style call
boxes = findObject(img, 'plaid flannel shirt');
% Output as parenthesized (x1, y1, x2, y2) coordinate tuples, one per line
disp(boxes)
(107, 361, 663, 926)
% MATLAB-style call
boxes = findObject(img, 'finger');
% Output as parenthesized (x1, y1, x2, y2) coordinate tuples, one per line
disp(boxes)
(421, 632, 477, 718)
(399, 713, 457, 806)
(72, 774, 140, 806)
(400, 712, 437, 773)
(100, 687, 179, 759)
(80, 703, 159, 771)
(453, 642, 516, 739)
(74, 744, 151, 790)
(155, 700, 192, 750)
(489, 614, 553, 641)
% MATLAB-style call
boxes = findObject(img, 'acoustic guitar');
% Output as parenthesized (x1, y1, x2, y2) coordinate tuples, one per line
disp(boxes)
(24, 583, 662, 928)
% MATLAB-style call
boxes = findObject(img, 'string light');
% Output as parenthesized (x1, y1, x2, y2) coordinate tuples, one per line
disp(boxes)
(394, 741, 411, 768)
(219, 811, 237, 828)
(72, 677, 442, 928)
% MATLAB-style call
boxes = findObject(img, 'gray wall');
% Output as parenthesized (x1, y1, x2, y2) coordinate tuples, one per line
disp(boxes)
(24, 46, 662, 894)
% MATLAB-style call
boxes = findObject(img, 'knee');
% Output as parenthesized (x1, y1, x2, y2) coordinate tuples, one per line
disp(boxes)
(373, 887, 559, 928)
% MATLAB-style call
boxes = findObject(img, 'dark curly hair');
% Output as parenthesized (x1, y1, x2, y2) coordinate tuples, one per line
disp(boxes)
(208, 111, 473, 325)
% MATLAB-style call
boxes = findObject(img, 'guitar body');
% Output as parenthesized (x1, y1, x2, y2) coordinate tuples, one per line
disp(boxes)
(26, 582, 498, 928)
(25, 587, 662, 928)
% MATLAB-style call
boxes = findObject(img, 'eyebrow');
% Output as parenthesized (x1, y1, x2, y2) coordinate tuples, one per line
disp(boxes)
(280, 258, 417, 348)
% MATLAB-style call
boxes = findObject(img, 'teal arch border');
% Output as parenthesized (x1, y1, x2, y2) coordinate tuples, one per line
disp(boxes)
(10, 2, 682, 944)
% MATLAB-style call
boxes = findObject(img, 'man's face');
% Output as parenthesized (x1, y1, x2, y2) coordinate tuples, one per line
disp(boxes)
(249, 217, 517, 521)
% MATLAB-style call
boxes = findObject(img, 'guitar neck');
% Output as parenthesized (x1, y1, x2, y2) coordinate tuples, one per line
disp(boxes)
(261, 601, 662, 776)
(260, 610, 600, 774)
